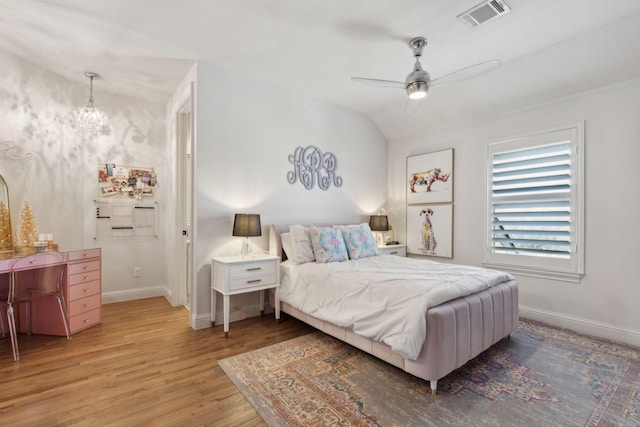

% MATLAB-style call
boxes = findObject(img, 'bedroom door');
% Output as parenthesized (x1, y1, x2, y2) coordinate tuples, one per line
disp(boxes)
(177, 92, 194, 309)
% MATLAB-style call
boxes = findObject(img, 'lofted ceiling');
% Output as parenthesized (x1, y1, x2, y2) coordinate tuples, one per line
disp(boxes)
(2, 0, 640, 140)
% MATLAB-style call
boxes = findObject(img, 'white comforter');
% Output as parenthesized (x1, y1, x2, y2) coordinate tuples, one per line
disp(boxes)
(278, 255, 514, 360)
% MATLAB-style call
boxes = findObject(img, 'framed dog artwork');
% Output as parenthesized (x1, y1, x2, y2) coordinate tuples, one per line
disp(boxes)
(406, 149, 453, 204)
(406, 204, 453, 258)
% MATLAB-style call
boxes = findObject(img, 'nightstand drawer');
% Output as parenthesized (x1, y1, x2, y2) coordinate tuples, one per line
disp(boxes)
(229, 271, 277, 291)
(378, 245, 407, 257)
(229, 262, 277, 279)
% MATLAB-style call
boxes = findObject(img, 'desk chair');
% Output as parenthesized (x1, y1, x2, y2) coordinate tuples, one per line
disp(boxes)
(0, 273, 8, 337)
(4, 253, 71, 361)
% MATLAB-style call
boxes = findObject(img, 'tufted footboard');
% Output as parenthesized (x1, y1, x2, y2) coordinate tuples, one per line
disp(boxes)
(271, 279, 518, 394)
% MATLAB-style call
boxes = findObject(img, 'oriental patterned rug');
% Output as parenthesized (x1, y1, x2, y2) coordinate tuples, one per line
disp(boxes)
(219, 319, 639, 426)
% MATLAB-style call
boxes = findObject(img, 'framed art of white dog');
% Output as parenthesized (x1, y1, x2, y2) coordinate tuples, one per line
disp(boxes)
(406, 204, 453, 258)
(406, 149, 453, 204)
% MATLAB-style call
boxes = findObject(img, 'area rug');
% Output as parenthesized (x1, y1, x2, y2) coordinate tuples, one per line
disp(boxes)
(219, 319, 639, 426)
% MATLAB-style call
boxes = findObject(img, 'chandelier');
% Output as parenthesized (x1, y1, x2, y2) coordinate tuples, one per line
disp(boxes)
(73, 71, 108, 133)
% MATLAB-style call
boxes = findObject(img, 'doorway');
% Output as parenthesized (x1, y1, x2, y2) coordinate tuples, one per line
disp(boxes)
(176, 94, 193, 309)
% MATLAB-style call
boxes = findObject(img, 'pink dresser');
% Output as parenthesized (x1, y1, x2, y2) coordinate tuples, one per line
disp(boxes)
(28, 248, 102, 336)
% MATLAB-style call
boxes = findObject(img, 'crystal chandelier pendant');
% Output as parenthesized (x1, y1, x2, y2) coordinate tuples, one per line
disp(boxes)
(73, 72, 108, 134)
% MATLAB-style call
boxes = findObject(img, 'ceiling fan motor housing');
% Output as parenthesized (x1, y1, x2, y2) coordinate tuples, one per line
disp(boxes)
(406, 60, 430, 99)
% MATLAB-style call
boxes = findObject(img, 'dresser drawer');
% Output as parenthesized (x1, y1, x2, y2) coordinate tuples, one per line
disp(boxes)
(69, 308, 101, 332)
(69, 280, 101, 301)
(70, 293, 101, 315)
(67, 248, 101, 262)
(69, 269, 101, 286)
(68, 260, 101, 275)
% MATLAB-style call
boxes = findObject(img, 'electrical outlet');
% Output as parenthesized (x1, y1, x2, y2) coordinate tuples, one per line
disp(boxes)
(134, 267, 142, 277)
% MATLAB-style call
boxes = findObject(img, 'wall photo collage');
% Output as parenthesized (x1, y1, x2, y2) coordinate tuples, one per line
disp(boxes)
(98, 163, 157, 200)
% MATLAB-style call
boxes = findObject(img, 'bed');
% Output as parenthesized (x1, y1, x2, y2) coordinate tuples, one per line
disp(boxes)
(268, 224, 518, 394)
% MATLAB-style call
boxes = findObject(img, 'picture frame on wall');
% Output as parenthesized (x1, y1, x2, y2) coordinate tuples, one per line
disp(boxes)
(406, 204, 453, 258)
(406, 149, 453, 204)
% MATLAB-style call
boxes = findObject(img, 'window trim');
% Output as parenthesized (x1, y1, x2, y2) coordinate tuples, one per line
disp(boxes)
(484, 122, 585, 283)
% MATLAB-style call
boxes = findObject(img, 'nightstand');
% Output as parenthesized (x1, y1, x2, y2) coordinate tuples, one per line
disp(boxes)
(211, 254, 280, 337)
(378, 244, 407, 257)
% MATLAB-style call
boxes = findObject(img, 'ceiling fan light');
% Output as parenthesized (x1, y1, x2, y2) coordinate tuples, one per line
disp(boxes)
(407, 81, 428, 99)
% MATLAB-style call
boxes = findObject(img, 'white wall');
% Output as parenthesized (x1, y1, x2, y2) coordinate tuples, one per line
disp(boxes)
(0, 51, 168, 302)
(191, 62, 388, 328)
(387, 77, 640, 346)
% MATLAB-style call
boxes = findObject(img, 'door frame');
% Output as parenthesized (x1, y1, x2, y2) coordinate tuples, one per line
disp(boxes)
(174, 84, 195, 312)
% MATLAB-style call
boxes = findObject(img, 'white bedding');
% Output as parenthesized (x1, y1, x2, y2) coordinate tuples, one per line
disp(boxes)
(278, 255, 514, 360)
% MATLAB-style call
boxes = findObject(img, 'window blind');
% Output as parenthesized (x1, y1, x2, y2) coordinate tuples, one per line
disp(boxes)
(490, 142, 572, 259)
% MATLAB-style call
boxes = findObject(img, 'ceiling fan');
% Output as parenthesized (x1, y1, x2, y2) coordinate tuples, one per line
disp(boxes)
(351, 36, 501, 101)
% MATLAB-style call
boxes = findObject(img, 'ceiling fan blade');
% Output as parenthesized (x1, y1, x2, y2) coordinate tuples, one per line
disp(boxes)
(351, 77, 406, 89)
(429, 59, 501, 88)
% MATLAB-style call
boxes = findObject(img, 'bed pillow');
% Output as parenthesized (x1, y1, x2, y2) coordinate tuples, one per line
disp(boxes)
(308, 225, 349, 263)
(280, 232, 294, 261)
(289, 225, 316, 264)
(340, 223, 380, 260)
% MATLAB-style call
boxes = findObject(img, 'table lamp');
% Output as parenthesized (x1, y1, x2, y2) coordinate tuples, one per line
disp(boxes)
(369, 215, 389, 245)
(232, 214, 261, 257)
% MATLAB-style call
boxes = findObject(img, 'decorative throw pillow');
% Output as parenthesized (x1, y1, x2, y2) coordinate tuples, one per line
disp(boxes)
(340, 223, 380, 260)
(308, 225, 349, 263)
(289, 225, 316, 264)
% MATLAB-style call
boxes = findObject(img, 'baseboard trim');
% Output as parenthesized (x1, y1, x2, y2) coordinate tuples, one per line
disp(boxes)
(519, 305, 640, 347)
(102, 286, 168, 304)
(192, 312, 212, 330)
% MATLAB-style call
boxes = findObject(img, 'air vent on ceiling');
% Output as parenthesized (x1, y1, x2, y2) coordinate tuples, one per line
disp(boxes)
(458, 0, 511, 28)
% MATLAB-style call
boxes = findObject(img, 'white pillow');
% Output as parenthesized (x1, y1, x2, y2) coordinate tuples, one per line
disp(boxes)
(280, 232, 294, 260)
(289, 225, 316, 264)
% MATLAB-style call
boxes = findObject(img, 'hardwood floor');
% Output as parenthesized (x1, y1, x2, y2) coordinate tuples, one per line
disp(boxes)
(0, 297, 314, 426)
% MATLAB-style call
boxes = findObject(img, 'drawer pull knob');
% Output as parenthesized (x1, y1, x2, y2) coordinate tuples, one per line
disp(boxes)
(84, 304, 91, 308)
(84, 288, 90, 292)
(83, 266, 89, 270)
(83, 253, 89, 257)
(246, 267, 262, 272)
(247, 279, 262, 284)
(83, 276, 89, 280)
(84, 319, 90, 323)
(30, 260, 37, 264)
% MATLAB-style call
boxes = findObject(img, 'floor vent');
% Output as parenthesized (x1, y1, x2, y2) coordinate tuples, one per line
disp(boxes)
(458, 0, 511, 28)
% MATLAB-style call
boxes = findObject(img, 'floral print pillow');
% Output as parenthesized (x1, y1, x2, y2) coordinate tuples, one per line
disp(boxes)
(340, 223, 380, 260)
(308, 225, 349, 263)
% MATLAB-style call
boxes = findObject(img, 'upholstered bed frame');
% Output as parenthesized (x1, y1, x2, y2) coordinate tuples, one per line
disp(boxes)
(268, 225, 519, 394)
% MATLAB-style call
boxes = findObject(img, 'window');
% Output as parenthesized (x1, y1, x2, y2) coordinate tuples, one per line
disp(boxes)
(485, 123, 584, 282)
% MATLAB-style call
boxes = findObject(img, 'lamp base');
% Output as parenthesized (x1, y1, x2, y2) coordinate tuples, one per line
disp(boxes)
(240, 237, 252, 257)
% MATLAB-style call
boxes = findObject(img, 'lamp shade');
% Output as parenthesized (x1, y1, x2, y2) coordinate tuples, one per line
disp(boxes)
(232, 214, 262, 237)
(369, 215, 389, 231)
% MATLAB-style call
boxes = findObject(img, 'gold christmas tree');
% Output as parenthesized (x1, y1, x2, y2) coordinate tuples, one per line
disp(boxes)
(16, 200, 38, 249)
(0, 201, 12, 251)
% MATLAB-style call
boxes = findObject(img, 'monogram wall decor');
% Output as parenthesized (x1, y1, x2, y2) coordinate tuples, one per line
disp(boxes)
(287, 145, 343, 190)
